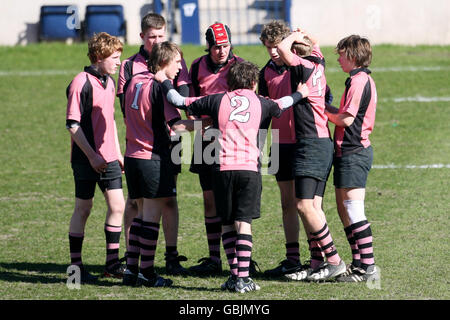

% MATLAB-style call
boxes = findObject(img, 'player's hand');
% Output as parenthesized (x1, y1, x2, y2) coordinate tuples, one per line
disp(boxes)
(89, 154, 107, 174)
(154, 70, 168, 83)
(202, 117, 213, 128)
(117, 155, 125, 174)
(297, 83, 309, 98)
(292, 29, 307, 44)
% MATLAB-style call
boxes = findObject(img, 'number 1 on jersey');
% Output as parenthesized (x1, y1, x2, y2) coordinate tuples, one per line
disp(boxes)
(131, 82, 143, 110)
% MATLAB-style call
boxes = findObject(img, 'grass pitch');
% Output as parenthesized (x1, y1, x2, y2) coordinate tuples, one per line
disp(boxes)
(0, 43, 449, 301)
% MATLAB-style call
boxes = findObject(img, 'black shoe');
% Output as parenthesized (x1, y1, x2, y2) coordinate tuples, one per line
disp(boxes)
(104, 263, 126, 279)
(69, 266, 98, 284)
(122, 269, 138, 286)
(264, 259, 303, 277)
(249, 259, 261, 277)
(165, 253, 190, 276)
(136, 273, 173, 287)
(235, 277, 260, 293)
(188, 257, 222, 276)
(221, 274, 237, 291)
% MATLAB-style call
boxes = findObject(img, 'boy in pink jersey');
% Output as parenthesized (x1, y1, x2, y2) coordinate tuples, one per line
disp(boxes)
(257, 20, 304, 277)
(122, 42, 210, 287)
(156, 60, 309, 293)
(187, 22, 249, 276)
(277, 29, 347, 281)
(66, 32, 125, 283)
(117, 13, 191, 276)
(325, 35, 379, 283)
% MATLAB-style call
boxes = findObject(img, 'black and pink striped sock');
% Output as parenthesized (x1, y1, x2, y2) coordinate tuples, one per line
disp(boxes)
(69, 232, 84, 267)
(307, 239, 324, 269)
(310, 223, 341, 265)
(205, 216, 222, 263)
(236, 234, 253, 280)
(344, 224, 361, 268)
(285, 242, 300, 264)
(127, 218, 142, 274)
(139, 221, 159, 279)
(104, 224, 122, 269)
(222, 229, 237, 276)
(352, 220, 375, 270)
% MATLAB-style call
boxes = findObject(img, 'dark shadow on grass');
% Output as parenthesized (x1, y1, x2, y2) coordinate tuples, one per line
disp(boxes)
(0, 263, 228, 291)
(0, 262, 118, 286)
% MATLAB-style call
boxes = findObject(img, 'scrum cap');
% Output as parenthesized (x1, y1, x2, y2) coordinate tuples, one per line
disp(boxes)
(205, 22, 231, 49)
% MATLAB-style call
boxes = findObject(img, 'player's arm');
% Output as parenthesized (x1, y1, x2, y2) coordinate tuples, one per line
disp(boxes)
(277, 82, 309, 111)
(113, 120, 124, 171)
(154, 69, 188, 109)
(66, 121, 107, 173)
(170, 118, 212, 133)
(277, 30, 307, 66)
(325, 105, 355, 127)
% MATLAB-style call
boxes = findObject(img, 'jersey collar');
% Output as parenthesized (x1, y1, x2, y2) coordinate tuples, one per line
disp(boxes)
(349, 67, 371, 77)
(206, 51, 234, 74)
(84, 66, 109, 89)
(139, 45, 150, 61)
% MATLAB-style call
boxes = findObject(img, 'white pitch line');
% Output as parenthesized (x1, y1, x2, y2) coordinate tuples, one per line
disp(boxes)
(380, 96, 450, 103)
(372, 164, 450, 169)
(326, 66, 450, 73)
(1, 65, 449, 76)
(0, 70, 78, 76)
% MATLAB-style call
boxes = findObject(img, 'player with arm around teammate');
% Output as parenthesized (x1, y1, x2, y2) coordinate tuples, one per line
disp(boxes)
(117, 12, 191, 275)
(257, 20, 304, 277)
(121, 41, 210, 287)
(187, 22, 257, 276)
(277, 29, 347, 281)
(156, 60, 309, 292)
(325, 35, 379, 283)
(66, 32, 125, 282)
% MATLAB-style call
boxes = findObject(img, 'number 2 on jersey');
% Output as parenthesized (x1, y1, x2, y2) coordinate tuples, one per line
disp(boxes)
(229, 96, 250, 123)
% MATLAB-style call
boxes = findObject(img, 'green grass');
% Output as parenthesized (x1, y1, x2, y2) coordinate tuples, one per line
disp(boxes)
(0, 43, 449, 300)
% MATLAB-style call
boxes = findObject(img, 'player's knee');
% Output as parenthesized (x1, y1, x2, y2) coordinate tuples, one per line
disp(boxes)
(203, 193, 216, 214)
(296, 200, 314, 217)
(281, 198, 296, 214)
(163, 197, 178, 211)
(126, 198, 138, 211)
(74, 202, 93, 220)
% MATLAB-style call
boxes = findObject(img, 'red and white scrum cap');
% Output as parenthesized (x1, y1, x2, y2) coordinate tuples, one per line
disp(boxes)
(205, 22, 231, 48)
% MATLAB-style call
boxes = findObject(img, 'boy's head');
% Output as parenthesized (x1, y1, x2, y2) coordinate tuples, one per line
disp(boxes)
(205, 22, 232, 65)
(87, 32, 123, 74)
(259, 20, 290, 46)
(336, 35, 372, 69)
(227, 61, 260, 91)
(291, 36, 313, 57)
(148, 41, 183, 80)
(259, 20, 290, 65)
(140, 13, 167, 53)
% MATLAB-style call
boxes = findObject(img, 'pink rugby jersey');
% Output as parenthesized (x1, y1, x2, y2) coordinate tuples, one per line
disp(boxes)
(66, 66, 119, 164)
(184, 89, 286, 172)
(123, 72, 177, 160)
(288, 45, 330, 139)
(118, 45, 190, 141)
(189, 54, 244, 97)
(258, 60, 296, 144)
(334, 68, 377, 157)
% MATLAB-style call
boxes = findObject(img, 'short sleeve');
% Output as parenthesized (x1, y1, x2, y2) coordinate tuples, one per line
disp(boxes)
(341, 77, 367, 117)
(66, 77, 84, 122)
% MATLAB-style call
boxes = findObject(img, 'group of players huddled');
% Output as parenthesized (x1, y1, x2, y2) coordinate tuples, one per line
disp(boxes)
(66, 12, 379, 293)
